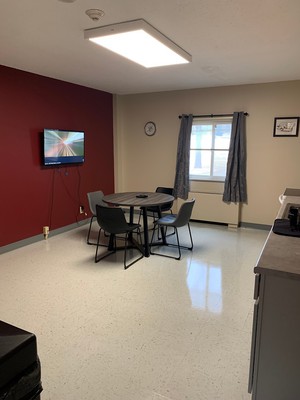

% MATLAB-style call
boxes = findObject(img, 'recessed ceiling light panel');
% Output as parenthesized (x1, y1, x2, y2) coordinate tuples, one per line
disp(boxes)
(84, 19, 192, 68)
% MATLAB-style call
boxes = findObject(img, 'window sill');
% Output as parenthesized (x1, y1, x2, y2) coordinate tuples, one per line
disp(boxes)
(189, 177, 225, 183)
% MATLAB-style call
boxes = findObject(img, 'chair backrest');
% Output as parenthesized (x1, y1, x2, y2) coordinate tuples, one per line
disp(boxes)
(96, 204, 129, 234)
(173, 199, 195, 228)
(87, 191, 106, 215)
(156, 187, 174, 212)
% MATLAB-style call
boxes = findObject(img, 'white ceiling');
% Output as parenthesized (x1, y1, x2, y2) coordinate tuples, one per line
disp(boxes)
(1, 0, 300, 95)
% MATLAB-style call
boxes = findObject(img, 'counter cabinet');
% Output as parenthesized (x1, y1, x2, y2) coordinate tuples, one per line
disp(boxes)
(248, 189, 300, 399)
(248, 271, 300, 399)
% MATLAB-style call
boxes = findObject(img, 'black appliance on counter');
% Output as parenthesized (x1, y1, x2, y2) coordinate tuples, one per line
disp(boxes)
(273, 204, 300, 237)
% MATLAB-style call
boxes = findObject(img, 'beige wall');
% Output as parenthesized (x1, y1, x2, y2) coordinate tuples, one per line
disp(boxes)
(114, 80, 300, 226)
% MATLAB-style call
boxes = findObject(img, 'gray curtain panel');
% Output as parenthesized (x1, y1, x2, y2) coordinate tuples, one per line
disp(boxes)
(222, 112, 247, 203)
(173, 114, 193, 199)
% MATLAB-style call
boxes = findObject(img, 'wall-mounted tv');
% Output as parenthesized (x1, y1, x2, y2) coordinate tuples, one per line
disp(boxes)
(43, 129, 85, 166)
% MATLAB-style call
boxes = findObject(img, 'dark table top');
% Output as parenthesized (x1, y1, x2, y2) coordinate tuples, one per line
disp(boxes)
(103, 192, 174, 208)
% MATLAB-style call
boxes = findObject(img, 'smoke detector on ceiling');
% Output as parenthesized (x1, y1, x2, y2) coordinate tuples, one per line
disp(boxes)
(85, 9, 105, 21)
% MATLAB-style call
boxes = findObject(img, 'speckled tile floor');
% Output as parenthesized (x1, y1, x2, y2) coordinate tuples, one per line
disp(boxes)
(0, 221, 268, 400)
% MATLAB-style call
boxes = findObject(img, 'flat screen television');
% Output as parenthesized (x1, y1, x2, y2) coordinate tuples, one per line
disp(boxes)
(43, 129, 85, 166)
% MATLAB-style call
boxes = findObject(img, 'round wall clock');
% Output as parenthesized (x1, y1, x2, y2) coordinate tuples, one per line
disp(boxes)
(144, 121, 156, 136)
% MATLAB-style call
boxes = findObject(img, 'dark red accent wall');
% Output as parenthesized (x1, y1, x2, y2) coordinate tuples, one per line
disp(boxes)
(0, 65, 114, 247)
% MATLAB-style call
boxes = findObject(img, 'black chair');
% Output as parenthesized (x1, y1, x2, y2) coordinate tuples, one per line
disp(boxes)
(150, 199, 195, 260)
(95, 205, 144, 269)
(138, 187, 174, 228)
(86, 190, 107, 245)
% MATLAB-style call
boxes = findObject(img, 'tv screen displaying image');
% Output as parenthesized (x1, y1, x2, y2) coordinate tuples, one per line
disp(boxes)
(43, 129, 85, 166)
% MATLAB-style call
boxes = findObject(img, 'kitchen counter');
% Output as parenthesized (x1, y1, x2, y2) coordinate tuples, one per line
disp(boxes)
(254, 191, 300, 279)
(248, 188, 300, 400)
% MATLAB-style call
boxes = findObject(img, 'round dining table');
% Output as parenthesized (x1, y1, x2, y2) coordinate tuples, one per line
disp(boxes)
(102, 191, 175, 257)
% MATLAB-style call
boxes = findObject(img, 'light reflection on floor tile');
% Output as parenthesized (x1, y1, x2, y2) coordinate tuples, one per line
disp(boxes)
(186, 260, 223, 313)
(0, 222, 268, 400)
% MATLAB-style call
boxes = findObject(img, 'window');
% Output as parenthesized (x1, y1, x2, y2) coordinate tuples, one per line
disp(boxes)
(189, 117, 232, 181)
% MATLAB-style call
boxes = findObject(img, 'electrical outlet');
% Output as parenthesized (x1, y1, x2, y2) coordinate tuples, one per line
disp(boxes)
(79, 206, 84, 214)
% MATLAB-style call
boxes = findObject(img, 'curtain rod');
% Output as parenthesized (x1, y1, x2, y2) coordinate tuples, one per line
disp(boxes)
(178, 112, 249, 119)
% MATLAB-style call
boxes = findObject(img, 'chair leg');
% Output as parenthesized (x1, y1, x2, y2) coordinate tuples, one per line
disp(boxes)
(168, 223, 193, 252)
(150, 223, 193, 260)
(138, 210, 156, 234)
(150, 226, 180, 260)
(124, 229, 144, 269)
(137, 209, 143, 225)
(95, 232, 116, 263)
(174, 228, 181, 260)
(88, 216, 111, 247)
(157, 211, 175, 240)
(187, 223, 194, 250)
(157, 225, 176, 240)
(87, 216, 95, 244)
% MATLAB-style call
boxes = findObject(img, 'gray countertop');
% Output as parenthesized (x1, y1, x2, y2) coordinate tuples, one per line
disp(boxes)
(254, 190, 300, 279)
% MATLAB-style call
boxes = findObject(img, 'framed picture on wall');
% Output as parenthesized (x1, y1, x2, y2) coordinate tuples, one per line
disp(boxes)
(273, 117, 299, 137)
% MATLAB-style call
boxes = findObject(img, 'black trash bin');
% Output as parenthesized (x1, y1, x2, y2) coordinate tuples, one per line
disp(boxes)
(0, 321, 43, 400)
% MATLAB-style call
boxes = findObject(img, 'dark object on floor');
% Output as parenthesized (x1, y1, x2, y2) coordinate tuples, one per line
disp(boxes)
(0, 321, 42, 400)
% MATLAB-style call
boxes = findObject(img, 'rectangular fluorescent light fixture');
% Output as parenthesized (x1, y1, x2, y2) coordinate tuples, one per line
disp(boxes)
(84, 19, 192, 68)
